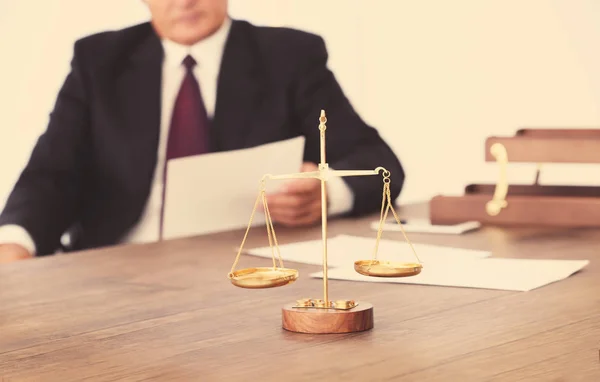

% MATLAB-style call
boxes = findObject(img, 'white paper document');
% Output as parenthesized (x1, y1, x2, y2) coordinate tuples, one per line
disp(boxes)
(244, 234, 491, 268)
(309, 258, 590, 292)
(371, 219, 481, 235)
(162, 136, 305, 240)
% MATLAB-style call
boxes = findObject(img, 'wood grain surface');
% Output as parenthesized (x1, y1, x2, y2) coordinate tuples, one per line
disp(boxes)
(1, 204, 599, 381)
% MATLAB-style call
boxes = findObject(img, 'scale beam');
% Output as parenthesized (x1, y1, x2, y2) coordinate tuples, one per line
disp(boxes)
(261, 168, 386, 183)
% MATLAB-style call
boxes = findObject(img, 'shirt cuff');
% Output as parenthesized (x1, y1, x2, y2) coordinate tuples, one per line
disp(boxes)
(326, 171, 354, 216)
(0, 224, 37, 256)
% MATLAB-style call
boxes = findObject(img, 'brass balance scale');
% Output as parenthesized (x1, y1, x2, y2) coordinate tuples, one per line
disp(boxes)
(227, 110, 423, 333)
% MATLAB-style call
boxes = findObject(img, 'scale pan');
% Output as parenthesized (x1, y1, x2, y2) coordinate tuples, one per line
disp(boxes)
(354, 260, 422, 277)
(229, 267, 298, 289)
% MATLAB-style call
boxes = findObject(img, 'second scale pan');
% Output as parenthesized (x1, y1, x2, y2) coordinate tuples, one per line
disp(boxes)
(354, 260, 422, 277)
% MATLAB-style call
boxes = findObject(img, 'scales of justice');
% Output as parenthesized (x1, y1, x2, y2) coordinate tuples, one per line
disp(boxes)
(227, 110, 423, 334)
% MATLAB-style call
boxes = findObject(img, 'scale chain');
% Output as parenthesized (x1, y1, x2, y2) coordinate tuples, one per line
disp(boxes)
(371, 171, 422, 267)
(229, 179, 285, 276)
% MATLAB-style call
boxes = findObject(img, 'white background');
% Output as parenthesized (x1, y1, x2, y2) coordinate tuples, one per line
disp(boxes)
(1, 0, 600, 210)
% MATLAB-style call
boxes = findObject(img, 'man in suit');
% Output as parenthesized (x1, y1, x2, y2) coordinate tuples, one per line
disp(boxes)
(0, 0, 404, 263)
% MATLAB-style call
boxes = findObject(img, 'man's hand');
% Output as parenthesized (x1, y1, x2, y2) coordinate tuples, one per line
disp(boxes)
(0, 244, 33, 264)
(265, 162, 322, 227)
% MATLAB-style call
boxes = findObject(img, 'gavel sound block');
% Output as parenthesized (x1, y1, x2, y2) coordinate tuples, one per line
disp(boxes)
(430, 129, 600, 227)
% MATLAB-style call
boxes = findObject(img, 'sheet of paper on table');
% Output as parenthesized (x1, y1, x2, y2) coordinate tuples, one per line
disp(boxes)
(243, 234, 491, 268)
(162, 136, 305, 240)
(309, 258, 590, 292)
(370, 219, 481, 235)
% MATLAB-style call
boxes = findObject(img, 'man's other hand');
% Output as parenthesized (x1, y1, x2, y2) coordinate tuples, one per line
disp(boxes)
(265, 162, 322, 227)
(0, 244, 33, 264)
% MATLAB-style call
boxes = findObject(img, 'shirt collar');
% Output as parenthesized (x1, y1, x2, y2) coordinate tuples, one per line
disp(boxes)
(161, 16, 232, 69)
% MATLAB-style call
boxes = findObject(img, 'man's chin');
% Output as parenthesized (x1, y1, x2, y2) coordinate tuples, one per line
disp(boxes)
(169, 29, 213, 45)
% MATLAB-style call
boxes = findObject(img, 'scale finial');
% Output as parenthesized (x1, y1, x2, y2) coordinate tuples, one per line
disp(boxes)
(319, 109, 327, 126)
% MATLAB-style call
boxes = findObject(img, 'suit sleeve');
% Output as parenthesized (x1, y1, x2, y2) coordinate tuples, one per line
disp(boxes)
(291, 36, 405, 216)
(0, 42, 90, 256)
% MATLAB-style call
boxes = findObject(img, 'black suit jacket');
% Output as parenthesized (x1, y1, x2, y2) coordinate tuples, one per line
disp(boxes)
(0, 19, 404, 256)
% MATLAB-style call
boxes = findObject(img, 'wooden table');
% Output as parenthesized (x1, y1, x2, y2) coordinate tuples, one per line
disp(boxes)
(1, 204, 599, 381)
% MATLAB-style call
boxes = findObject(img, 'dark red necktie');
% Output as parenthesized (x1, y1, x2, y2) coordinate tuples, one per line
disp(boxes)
(159, 54, 210, 239)
(166, 54, 210, 158)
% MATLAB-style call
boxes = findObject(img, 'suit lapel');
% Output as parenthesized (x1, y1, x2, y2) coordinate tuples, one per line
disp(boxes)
(212, 20, 266, 151)
(113, 25, 163, 203)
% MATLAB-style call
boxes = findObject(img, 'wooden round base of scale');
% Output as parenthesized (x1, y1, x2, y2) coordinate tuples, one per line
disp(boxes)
(282, 302, 374, 334)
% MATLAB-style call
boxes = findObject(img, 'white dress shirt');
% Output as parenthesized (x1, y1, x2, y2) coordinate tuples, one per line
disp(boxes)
(0, 17, 354, 255)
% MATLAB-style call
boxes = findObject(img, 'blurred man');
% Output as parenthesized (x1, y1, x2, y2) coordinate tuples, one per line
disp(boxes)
(0, 0, 404, 263)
